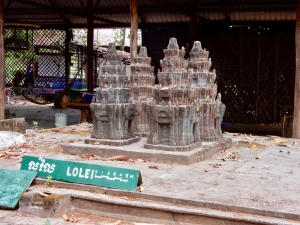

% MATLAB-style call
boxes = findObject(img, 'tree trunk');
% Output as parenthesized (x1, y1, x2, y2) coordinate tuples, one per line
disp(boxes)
(293, 0, 300, 138)
(0, 0, 4, 120)
(130, 0, 138, 60)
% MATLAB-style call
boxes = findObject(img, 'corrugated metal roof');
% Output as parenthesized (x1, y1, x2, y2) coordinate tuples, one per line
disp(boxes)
(3, 0, 298, 27)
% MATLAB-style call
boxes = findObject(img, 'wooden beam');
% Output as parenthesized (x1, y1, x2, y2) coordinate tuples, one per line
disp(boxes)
(0, 0, 4, 120)
(87, 0, 94, 94)
(130, 0, 138, 60)
(293, 0, 300, 138)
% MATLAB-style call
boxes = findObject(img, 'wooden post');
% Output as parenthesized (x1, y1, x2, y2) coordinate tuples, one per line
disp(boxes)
(130, 0, 138, 60)
(87, 0, 94, 94)
(64, 29, 70, 90)
(293, 0, 300, 138)
(0, 0, 4, 120)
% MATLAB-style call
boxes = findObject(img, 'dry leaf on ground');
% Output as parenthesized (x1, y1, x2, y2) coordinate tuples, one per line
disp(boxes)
(80, 154, 98, 160)
(272, 139, 288, 144)
(249, 145, 259, 150)
(149, 165, 159, 169)
(38, 191, 49, 197)
(135, 158, 145, 163)
(220, 151, 239, 161)
(136, 184, 144, 192)
(62, 214, 69, 221)
(109, 155, 129, 161)
(213, 163, 225, 168)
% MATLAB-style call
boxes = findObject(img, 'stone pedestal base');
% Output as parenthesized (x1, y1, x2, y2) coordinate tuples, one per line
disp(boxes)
(85, 137, 141, 146)
(63, 138, 232, 165)
(144, 141, 202, 152)
(202, 134, 223, 142)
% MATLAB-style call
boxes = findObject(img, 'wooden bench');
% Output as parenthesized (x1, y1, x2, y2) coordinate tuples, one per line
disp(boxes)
(61, 102, 91, 123)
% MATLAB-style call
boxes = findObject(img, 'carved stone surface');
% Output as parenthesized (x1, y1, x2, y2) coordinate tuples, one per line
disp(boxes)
(90, 43, 138, 143)
(188, 41, 222, 141)
(146, 38, 202, 150)
(0, 118, 27, 134)
(130, 47, 155, 136)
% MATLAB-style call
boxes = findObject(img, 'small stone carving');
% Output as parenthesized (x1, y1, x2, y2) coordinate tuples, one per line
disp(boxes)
(130, 47, 155, 136)
(145, 38, 202, 151)
(90, 43, 139, 143)
(188, 41, 222, 141)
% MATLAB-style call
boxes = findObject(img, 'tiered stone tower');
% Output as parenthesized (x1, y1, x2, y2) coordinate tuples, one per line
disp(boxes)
(145, 38, 202, 151)
(88, 43, 140, 145)
(130, 47, 155, 137)
(188, 41, 222, 141)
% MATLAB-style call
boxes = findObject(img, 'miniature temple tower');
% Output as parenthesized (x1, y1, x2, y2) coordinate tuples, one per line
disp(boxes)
(145, 38, 202, 151)
(89, 43, 139, 144)
(188, 41, 222, 141)
(130, 47, 155, 136)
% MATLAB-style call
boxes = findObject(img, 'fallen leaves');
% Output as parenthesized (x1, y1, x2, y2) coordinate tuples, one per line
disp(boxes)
(149, 165, 159, 169)
(249, 145, 258, 150)
(136, 184, 144, 192)
(109, 155, 129, 161)
(62, 214, 85, 223)
(220, 151, 239, 161)
(38, 191, 49, 197)
(49, 125, 92, 135)
(0, 142, 34, 159)
(256, 155, 263, 159)
(80, 154, 98, 160)
(213, 163, 226, 168)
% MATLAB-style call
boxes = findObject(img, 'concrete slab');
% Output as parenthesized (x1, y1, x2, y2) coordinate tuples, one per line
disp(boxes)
(1, 102, 300, 223)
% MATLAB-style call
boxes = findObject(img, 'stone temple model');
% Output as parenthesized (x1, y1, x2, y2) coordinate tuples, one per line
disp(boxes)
(188, 41, 223, 142)
(87, 43, 140, 145)
(129, 46, 155, 137)
(144, 38, 203, 151)
(64, 38, 229, 165)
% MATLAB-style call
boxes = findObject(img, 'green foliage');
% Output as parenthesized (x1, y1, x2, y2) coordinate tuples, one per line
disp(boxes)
(113, 29, 126, 50)
(47, 175, 53, 185)
(32, 121, 39, 130)
(44, 219, 51, 225)
(72, 29, 87, 44)
(126, 29, 142, 47)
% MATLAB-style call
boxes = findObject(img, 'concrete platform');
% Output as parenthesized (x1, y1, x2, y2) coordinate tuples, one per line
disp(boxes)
(63, 138, 232, 165)
(1, 101, 300, 224)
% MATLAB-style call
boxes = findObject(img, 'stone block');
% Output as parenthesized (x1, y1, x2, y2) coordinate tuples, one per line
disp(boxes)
(19, 191, 71, 218)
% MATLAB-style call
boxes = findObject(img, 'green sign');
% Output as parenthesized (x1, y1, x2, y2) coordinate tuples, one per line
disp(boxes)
(20, 156, 142, 191)
(0, 168, 36, 209)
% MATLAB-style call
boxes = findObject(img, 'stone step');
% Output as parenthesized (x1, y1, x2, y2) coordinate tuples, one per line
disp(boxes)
(18, 178, 300, 225)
